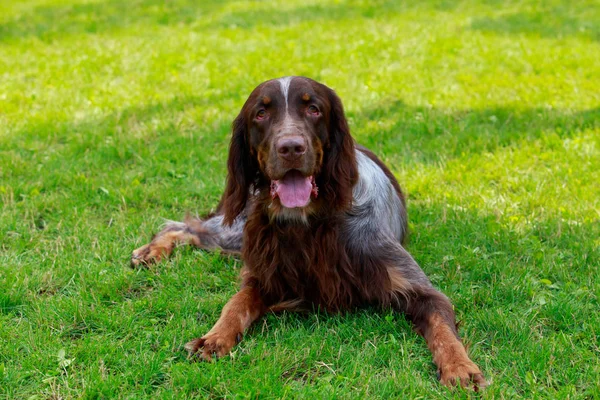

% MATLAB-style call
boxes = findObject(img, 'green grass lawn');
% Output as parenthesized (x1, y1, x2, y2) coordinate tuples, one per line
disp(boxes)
(1, 0, 599, 398)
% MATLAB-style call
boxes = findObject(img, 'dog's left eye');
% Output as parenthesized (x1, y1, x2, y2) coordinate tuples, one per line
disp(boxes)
(307, 105, 320, 116)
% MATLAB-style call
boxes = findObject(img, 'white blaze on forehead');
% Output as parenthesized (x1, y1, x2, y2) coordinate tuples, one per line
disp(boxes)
(277, 76, 294, 111)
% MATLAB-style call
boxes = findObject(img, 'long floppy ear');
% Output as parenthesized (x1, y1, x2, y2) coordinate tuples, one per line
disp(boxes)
(320, 88, 358, 211)
(221, 112, 258, 225)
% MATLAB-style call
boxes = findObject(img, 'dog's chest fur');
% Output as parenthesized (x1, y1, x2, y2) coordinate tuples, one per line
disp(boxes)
(243, 214, 392, 312)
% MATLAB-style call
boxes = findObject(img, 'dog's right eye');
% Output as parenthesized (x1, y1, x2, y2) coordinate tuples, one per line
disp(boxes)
(256, 110, 267, 120)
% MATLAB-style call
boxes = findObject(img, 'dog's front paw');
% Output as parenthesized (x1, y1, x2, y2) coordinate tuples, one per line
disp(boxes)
(438, 360, 487, 391)
(184, 332, 242, 361)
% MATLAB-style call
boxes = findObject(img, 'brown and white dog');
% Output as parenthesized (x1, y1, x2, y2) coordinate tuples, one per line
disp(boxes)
(131, 76, 487, 389)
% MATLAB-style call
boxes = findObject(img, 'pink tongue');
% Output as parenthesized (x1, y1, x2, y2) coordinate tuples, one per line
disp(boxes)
(275, 171, 313, 208)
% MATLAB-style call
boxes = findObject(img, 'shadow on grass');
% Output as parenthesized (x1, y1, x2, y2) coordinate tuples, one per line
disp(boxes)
(0, 0, 458, 42)
(348, 100, 599, 165)
(470, 5, 600, 41)
(2, 94, 598, 199)
(4, 0, 599, 43)
(0, 0, 226, 41)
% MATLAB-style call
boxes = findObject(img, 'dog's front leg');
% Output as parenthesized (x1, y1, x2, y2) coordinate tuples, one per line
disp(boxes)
(388, 265, 487, 390)
(184, 282, 265, 361)
(407, 286, 487, 389)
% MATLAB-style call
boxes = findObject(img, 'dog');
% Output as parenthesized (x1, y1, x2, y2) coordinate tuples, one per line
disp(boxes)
(131, 76, 486, 389)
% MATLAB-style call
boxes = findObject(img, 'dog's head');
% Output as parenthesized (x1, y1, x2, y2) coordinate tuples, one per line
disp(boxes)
(222, 76, 358, 225)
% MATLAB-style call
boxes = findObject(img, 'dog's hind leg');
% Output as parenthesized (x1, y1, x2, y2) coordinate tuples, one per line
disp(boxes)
(130, 213, 245, 267)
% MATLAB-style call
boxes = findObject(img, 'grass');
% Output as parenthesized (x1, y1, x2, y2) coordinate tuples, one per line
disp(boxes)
(0, 0, 599, 398)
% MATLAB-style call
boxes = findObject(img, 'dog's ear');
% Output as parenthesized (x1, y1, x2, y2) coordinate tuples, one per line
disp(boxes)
(320, 88, 358, 211)
(222, 111, 257, 225)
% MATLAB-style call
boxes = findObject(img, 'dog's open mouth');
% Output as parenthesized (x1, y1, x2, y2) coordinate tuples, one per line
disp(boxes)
(270, 170, 318, 208)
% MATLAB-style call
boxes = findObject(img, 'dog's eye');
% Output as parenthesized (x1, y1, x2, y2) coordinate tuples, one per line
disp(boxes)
(256, 110, 267, 120)
(307, 105, 320, 116)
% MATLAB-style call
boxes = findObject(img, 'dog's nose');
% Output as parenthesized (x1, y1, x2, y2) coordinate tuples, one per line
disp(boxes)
(276, 136, 307, 161)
